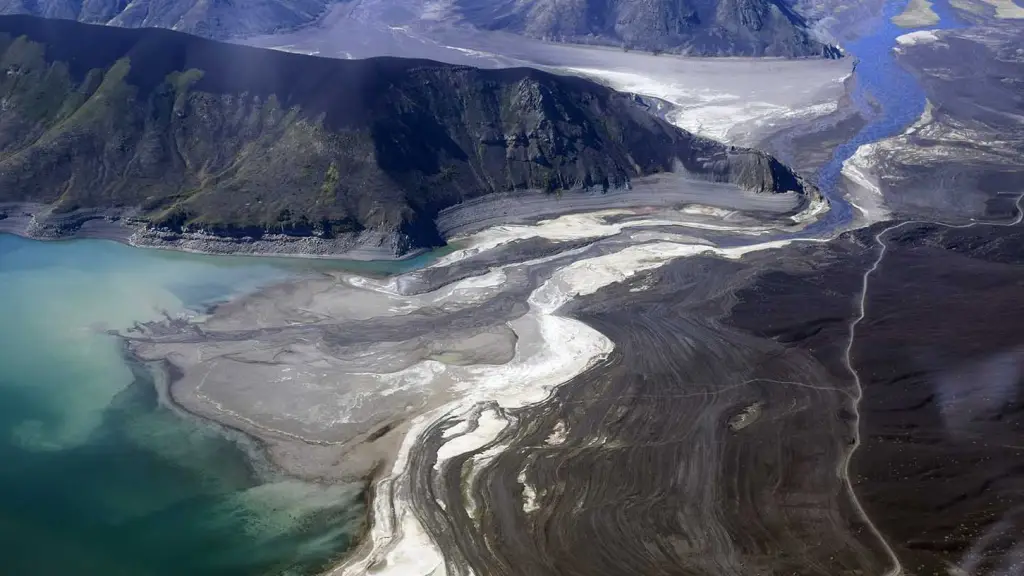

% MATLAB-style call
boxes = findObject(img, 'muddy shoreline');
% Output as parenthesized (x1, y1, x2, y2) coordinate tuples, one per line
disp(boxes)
(0, 203, 426, 262)
(138, 352, 376, 574)
(0, 176, 814, 261)
(112, 191, 839, 576)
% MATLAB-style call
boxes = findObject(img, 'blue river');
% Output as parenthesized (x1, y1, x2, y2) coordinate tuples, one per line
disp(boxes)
(808, 0, 962, 235)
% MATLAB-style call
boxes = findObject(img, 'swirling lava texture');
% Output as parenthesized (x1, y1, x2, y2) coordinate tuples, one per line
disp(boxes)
(128, 193, 893, 576)
(402, 237, 896, 576)
(131, 192, 1024, 575)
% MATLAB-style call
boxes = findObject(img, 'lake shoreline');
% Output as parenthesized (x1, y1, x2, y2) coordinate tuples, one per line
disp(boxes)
(0, 233, 377, 575)
(121, 292, 417, 576)
(1, 177, 816, 264)
(155, 351, 383, 573)
(0, 203, 428, 262)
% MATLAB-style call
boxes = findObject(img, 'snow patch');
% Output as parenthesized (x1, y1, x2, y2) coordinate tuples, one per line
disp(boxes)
(670, 101, 839, 144)
(896, 30, 940, 46)
(682, 205, 735, 218)
(560, 67, 736, 107)
(434, 409, 508, 470)
(518, 468, 541, 514)
(791, 195, 829, 224)
(842, 145, 884, 198)
(546, 420, 568, 445)
(559, 66, 841, 145)
(433, 208, 772, 268)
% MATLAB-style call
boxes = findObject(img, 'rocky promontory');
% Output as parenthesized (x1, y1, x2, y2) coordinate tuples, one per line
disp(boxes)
(0, 15, 818, 257)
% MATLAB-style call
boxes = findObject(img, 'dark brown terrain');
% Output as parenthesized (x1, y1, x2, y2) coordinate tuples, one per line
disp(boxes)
(853, 221, 1024, 576)
(411, 241, 899, 576)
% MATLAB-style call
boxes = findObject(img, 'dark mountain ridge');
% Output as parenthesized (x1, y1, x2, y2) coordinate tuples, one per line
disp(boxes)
(455, 0, 841, 57)
(0, 0, 840, 58)
(0, 15, 815, 254)
(0, 0, 327, 39)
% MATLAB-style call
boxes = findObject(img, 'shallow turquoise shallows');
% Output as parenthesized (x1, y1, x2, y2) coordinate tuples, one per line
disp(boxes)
(0, 234, 419, 576)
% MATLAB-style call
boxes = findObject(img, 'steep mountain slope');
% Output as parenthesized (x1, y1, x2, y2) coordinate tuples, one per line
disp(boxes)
(0, 0, 839, 57)
(0, 0, 327, 38)
(455, 0, 840, 57)
(0, 15, 814, 251)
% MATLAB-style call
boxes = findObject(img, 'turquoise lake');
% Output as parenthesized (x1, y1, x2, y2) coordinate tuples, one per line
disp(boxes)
(0, 234, 427, 575)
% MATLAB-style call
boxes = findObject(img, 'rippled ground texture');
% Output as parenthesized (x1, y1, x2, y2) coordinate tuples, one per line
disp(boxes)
(125, 192, 898, 576)
(412, 242, 895, 576)
(385, 214, 1024, 576)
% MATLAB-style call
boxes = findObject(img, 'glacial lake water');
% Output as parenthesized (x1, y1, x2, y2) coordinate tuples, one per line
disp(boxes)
(0, 233, 432, 576)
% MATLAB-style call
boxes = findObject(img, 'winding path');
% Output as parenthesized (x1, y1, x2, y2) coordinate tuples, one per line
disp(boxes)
(842, 194, 1024, 576)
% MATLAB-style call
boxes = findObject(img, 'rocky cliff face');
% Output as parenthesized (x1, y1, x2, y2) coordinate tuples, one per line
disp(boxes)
(0, 15, 814, 252)
(0, 0, 839, 57)
(0, 0, 329, 38)
(456, 0, 840, 57)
